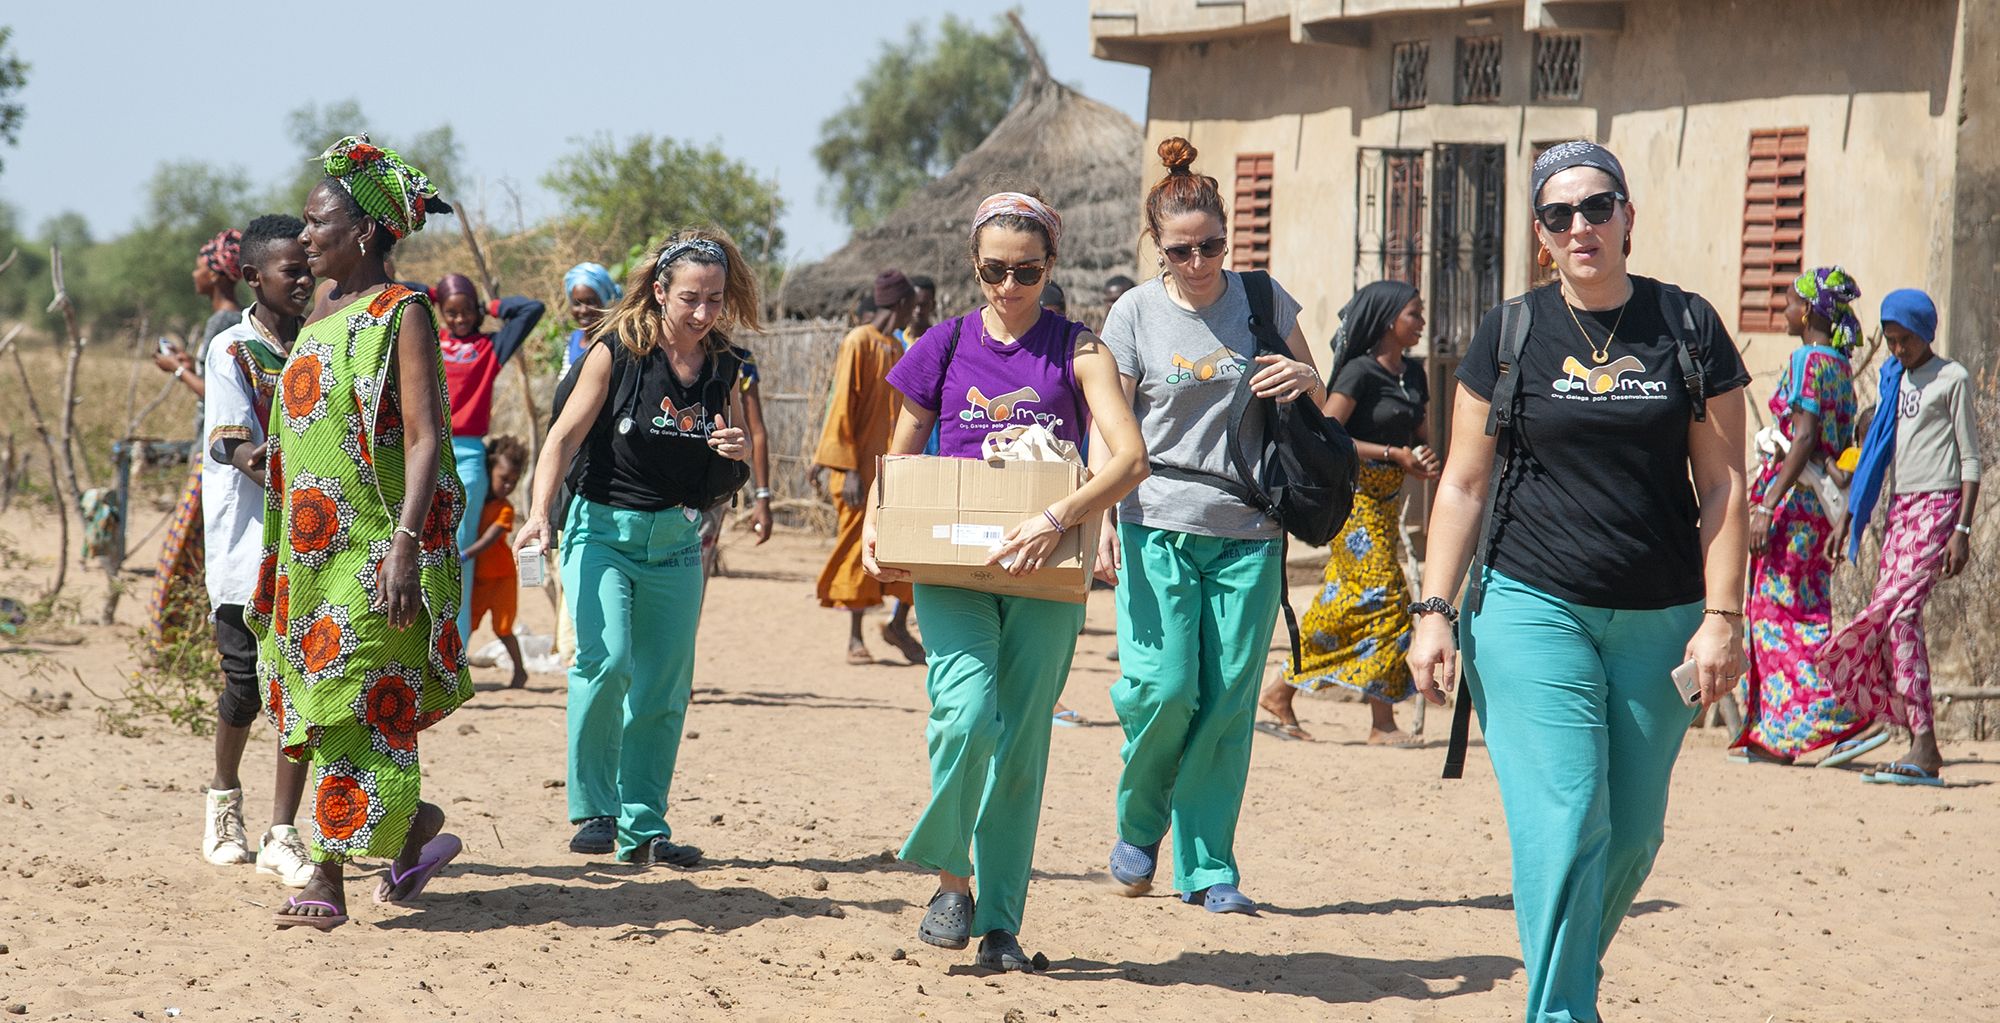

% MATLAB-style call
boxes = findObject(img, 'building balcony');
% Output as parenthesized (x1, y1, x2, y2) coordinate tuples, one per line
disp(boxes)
(1091, 0, 1626, 63)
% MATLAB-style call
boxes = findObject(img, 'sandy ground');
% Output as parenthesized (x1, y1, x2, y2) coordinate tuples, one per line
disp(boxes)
(0, 502, 1996, 1023)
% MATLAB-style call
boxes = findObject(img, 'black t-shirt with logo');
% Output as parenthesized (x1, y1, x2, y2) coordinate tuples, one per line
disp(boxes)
(1457, 277, 1749, 609)
(1332, 355, 1429, 449)
(565, 337, 745, 513)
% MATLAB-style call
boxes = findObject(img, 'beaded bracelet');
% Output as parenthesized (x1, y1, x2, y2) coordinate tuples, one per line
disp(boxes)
(1043, 509, 1066, 535)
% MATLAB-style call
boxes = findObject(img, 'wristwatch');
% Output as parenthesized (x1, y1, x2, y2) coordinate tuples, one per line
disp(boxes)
(1408, 597, 1459, 625)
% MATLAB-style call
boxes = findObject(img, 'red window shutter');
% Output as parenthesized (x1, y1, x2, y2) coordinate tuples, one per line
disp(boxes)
(1739, 128, 1808, 332)
(1232, 153, 1275, 271)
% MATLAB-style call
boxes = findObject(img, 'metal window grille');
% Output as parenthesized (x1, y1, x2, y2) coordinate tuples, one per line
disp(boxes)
(1527, 142, 1561, 288)
(1355, 148, 1425, 291)
(1391, 41, 1429, 110)
(1232, 153, 1275, 271)
(1454, 35, 1502, 104)
(1532, 34, 1583, 102)
(1739, 128, 1808, 332)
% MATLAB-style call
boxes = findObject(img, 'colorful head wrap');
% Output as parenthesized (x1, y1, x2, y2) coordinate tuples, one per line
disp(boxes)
(655, 238, 728, 281)
(1792, 266, 1863, 350)
(873, 269, 914, 308)
(317, 133, 448, 239)
(563, 262, 622, 305)
(199, 229, 242, 281)
(972, 192, 1063, 257)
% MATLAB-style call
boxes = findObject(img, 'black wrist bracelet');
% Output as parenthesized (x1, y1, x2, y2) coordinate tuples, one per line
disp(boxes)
(1408, 597, 1459, 625)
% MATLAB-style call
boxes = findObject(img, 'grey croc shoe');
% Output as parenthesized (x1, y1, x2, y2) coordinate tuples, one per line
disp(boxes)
(918, 890, 974, 950)
(975, 929, 1035, 973)
(569, 816, 616, 854)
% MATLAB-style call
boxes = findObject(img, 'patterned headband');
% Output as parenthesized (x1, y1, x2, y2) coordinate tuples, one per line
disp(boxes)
(318, 133, 445, 240)
(972, 192, 1063, 257)
(1794, 266, 1864, 351)
(656, 238, 728, 280)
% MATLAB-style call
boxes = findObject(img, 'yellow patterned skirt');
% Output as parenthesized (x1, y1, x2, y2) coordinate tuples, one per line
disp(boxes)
(1284, 460, 1413, 703)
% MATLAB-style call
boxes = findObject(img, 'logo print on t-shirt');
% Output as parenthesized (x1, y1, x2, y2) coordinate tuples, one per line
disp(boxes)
(964, 387, 1064, 427)
(1165, 346, 1245, 385)
(652, 396, 707, 435)
(1551, 354, 1664, 400)
(1898, 385, 1923, 420)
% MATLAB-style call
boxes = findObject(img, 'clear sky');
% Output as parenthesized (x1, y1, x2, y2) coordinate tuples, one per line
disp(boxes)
(0, 1, 1149, 263)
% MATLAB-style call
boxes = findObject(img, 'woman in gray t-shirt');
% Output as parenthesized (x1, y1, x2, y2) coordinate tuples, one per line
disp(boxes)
(1095, 138, 1328, 916)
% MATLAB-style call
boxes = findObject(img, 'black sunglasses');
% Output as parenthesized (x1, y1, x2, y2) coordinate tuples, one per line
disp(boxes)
(1534, 191, 1625, 233)
(1163, 236, 1228, 264)
(976, 262, 1046, 286)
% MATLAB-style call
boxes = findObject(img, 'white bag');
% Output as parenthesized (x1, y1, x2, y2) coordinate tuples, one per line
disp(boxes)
(1753, 426, 1848, 521)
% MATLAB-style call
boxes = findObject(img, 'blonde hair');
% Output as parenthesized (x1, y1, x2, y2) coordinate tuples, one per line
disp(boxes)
(589, 227, 763, 356)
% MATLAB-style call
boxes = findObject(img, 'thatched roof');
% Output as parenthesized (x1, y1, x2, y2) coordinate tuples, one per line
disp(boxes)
(776, 38, 1143, 325)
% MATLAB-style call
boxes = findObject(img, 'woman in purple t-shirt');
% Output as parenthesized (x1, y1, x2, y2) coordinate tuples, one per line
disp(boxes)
(862, 193, 1149, 973)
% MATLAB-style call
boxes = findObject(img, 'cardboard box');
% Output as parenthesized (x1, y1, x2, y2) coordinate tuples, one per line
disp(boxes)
(874, 454, 1101, 604)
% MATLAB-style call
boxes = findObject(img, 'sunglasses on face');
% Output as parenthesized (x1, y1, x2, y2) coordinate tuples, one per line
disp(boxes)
(976, 262, 1046, 286)
(1534, 191, 1625, 233)
(1163, 236, 1228, 264)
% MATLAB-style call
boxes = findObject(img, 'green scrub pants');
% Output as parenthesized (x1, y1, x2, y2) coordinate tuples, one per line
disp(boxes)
(1110, 522, 1282, 894)
(899, 583, 1086, 937)
(1462, 569, 1703, 1023)
(561, 497, 706, 859)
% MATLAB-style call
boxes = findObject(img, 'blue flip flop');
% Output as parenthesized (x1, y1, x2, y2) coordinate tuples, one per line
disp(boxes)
(1863, 761, 1944, 787)
(1108, 839, 1158, 896)
(1181, 883, 1256, 914)
(1818, 729, 1892, 768)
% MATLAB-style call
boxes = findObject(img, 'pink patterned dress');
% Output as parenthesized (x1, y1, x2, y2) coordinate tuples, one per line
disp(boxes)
(1733, 346, 1859, 758)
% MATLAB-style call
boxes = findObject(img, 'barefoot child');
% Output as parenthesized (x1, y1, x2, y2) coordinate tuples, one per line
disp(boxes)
(199, 214, 315, 886)
(464, 434, 531, 688)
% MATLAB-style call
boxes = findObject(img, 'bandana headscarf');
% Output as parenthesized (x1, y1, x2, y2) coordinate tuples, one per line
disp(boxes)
(972, 192, 1063, 257)
(563, 262, 622, 306)
(1792, 266, 1863, 351)
(318, 133, 447, 239)
(655, 238, 728, 281)
(199, 229, 242, 281)
(1332, 280, 1419, 370)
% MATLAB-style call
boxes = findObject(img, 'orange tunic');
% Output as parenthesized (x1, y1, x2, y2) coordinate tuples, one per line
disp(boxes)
(816, 324, 912, 610)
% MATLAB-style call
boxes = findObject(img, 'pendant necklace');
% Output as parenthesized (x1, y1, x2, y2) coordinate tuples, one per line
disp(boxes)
(1562, 284, 1629, 366)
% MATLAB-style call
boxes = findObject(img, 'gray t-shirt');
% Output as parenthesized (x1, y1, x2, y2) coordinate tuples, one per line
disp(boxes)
(1100, 272, 1303, 540)
(1892, 355, 1983, 494)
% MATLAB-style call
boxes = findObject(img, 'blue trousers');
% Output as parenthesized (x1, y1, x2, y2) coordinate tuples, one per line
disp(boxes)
(452, 435, 488, 645)
(1462, 569, 1702, 1023)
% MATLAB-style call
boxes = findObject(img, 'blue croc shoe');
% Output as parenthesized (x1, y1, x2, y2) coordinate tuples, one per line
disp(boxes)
(1182, 883, 1256, 914)
(1108, 839, 1159, 896)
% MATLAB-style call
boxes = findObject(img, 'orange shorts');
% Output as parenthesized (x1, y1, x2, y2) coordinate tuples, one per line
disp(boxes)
(471, 574, 517, 638)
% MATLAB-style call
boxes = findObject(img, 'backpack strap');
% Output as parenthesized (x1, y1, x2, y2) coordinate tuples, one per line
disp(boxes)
(1240, 270, 1286, 355)
(1446, 295, 1532, 781)
(1657, 283, 1707, 423)
(1239, 271, 1309, 672)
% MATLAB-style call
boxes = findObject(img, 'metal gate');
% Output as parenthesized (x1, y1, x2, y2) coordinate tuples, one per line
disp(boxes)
(1354, 148, 1426, 291)
(1428, 143, 1507, 442)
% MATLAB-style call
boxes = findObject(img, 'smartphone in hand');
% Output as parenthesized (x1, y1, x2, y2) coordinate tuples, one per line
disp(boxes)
(1670, 659, 1703, 707)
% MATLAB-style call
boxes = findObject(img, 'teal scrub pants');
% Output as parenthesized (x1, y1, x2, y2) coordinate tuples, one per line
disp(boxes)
(1461, 569, 1703, 1023)
(561, 497, 706, 859)
(1110, 522, 1282, 894)
(899, 583, 1086, 937)
(452, 435, 489, 645)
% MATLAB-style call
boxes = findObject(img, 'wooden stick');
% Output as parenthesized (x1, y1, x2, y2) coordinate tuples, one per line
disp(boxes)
(4, 329, 70, 600)
(453, 205, 542, 461)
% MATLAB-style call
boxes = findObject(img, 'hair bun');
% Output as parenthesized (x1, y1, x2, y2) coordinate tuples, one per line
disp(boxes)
(1157, 137, 1198, 175)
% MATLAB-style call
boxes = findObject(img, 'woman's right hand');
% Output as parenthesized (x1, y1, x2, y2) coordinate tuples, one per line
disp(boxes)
(515, 513, 553, 557)
(861, 516, 910, 583)
(1094, 513, 1121, 585)
(1828, 516, 1851, 565)
(1394, 444, 1441, 479)
(1748, 505, 1774, 555)
(1407, 613, 1459, 706)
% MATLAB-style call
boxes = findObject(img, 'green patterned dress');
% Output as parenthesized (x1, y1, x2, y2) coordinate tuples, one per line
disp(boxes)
(246, 285, 474, 863)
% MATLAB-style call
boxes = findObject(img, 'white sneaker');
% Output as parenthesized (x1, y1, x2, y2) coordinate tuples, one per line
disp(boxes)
(255, 824, 314, 888)
(202, 788, 253, 865)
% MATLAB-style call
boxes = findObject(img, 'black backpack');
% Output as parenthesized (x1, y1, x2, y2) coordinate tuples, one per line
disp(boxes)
(1148, 270, 1360, 670)
(1441, 282, 1708, 779)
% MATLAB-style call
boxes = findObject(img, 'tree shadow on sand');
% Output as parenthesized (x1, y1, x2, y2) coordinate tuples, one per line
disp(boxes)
(1262, 894, 1679, 919)
(957, 949, 1520, 1004)
(689, 688, 922, 714)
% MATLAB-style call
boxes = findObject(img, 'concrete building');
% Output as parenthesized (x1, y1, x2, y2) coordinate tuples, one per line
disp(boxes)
(1089, 0, 1998, 403)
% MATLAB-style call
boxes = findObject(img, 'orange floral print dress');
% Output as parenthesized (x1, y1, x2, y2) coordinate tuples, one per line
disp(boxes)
(245, 285, 473, 863)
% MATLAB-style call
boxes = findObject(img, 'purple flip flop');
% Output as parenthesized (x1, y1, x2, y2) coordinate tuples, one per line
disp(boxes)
(273, 896, 349, 930)
(375, 833, 463, 905)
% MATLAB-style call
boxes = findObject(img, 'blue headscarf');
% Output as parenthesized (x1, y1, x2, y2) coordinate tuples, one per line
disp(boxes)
(562, 262, 622, 306)
(1845, 288, 1937, 558)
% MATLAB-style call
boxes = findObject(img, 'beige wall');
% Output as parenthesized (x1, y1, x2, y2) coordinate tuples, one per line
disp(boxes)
(1118, 0, 1964, 402)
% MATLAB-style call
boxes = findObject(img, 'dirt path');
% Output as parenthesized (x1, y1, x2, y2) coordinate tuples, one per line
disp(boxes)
(0, 510, 1994, 1022)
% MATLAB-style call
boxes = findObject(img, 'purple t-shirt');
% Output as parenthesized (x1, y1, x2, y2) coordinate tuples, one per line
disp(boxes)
(885, 308, 1088, 458)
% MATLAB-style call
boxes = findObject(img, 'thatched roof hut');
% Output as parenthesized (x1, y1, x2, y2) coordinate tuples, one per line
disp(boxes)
(776, 29, 1142, 326)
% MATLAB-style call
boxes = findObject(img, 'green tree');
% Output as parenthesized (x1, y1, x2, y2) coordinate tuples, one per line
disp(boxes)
(81, 160, 255, 335)
(0, 27, 28, 175)
(542, 133, 785, 268)
(814, 15, 1031, 231)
